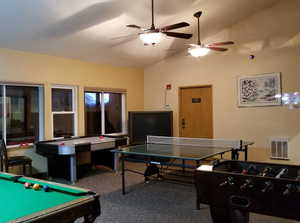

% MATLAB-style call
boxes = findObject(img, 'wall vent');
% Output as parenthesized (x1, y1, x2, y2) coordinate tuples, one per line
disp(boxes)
(270, 137, 289, 160)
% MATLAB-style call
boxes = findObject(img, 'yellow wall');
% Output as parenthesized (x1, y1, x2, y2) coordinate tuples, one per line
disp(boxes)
(0, 48, 144, 172)
(144, 0, 300, 164)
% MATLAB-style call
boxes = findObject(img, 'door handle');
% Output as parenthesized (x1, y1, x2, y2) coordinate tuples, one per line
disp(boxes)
(181, 118, 186, 129)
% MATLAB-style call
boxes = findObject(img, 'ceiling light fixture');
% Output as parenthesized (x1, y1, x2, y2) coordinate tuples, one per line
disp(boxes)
(188, 46, 210, 57)
(139, 32, 163, 45)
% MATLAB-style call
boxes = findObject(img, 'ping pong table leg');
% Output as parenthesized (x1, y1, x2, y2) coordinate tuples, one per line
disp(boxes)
(195, 160, 201, 210)
(121, 153, 126, 195)
(244, 146, 248, 161)
(196, 196, 200, 210)
(231, 150, 240, 160)
(231, 150, 235, 160)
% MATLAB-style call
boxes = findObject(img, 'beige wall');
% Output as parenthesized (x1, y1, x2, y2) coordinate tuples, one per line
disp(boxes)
(144, 0, 300, 164)
(0, 48, 144, 172)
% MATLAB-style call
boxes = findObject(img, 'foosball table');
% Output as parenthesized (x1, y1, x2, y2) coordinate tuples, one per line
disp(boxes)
(195, 160, 300, 223)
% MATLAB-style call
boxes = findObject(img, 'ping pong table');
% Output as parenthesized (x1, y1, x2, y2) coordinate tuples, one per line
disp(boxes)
(114, 136, 253, 206)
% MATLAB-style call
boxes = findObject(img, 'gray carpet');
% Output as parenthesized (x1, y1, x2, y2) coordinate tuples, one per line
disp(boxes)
(74, 162, 298, 223)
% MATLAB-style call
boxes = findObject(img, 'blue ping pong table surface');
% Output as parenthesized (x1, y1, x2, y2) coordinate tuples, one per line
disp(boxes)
(115, 143, 235, 161)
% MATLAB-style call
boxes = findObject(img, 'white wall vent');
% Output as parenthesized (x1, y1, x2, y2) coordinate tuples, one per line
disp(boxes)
(270, 137, 289, 160)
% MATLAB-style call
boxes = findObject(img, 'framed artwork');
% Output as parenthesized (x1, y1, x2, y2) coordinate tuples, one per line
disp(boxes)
(237, 72, 281, 107)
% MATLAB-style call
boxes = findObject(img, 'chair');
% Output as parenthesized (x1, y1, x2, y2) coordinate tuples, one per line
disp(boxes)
(0, 139, 32, 176)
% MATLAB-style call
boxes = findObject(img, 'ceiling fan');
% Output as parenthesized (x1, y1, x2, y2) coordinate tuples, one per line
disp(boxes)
(188, 11, 234, 57)
(126, 0, 193, 45)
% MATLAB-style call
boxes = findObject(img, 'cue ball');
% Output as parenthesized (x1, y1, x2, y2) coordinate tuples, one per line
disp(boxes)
(33, 184, 40, 190)
(43, 185, 50, 192)
(24, 182, 31, 189)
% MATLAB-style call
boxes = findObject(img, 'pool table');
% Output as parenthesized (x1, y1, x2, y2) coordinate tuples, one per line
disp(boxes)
(0, 172, 100, 223)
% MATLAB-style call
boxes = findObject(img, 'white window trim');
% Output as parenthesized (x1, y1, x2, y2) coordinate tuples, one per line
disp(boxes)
(102, 91, 126, 135)
(51, 85, 78, 139)
(100, 93, 105, 134)
(2, 86, 7, 142)
(121, 93, 127, 134)
(38, 87, 45, 141)
(0, 83, 44, 147)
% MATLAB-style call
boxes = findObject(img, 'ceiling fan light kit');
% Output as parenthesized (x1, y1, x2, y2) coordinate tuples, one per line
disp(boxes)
(188, 11, 234, 58)
(188, 46, 210, 57)
(127, 0, 192, 45)
(139, 32, 163, 45)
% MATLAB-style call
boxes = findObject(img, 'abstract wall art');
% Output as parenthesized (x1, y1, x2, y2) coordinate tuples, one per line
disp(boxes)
(237, 72, 281, 107)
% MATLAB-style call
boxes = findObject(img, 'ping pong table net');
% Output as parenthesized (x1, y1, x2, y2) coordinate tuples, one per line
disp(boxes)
(146, 136, 242, 149)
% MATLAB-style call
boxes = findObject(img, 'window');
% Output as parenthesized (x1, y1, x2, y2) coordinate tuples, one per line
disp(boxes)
(85, 91, 125, 136)
(52, 86, 77, 138)
(104, 93, 122, 134)
(0, 84, 44, 146)
(85, 92, 101, 136)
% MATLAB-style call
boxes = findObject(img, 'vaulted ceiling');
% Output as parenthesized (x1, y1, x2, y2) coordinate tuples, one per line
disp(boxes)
(0, 0, 284, 67)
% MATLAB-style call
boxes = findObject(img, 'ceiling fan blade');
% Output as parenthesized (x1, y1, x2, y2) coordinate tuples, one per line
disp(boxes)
(207, 46, 228, 52)
(163, 32, 193, 39)
(207, 41, 234, 46)
(126, 24, 142, 29)
(158, 22, 190, 31)
(110, 34, 138, 40)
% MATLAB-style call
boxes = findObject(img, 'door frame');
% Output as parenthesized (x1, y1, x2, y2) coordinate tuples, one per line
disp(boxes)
(178, 85, 214, 138)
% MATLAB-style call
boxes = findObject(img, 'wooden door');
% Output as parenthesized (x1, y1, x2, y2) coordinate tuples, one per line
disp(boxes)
(179, 86, 213, 138)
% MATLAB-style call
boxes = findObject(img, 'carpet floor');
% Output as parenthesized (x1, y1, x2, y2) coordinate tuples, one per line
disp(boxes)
(74, 162, 298, 223)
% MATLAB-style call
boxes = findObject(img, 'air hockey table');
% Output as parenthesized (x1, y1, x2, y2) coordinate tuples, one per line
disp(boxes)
(36, 136, 126, 183)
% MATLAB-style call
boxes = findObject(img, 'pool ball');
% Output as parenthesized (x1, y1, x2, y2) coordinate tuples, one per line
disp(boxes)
(33, 184, 41, 190)
(242, 169, 247, 174)
(43, 185, 50, 192)
(24, 182, 31, 189)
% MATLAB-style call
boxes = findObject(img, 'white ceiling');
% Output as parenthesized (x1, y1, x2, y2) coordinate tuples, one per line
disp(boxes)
(0, 0, 281, 67)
